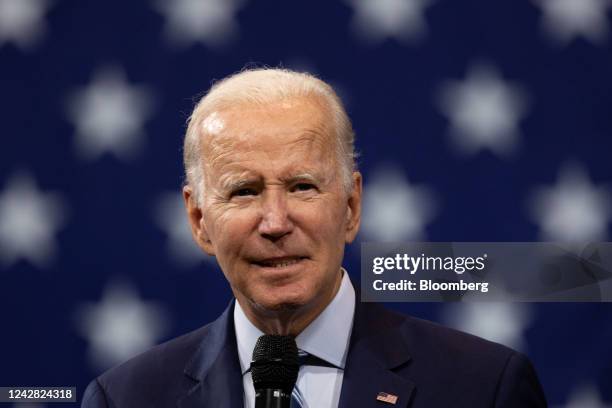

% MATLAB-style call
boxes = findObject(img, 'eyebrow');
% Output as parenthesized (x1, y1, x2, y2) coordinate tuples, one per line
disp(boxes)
(218, 170, 328, 192)
(218, 171, 258, 192)
(282, 172, 326, 185)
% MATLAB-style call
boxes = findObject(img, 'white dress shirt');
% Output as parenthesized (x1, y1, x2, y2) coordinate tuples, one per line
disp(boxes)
(234, 269, 355, 408)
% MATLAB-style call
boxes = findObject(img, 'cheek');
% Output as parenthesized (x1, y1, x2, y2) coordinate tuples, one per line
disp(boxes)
(299, 201, 348, 247)
(207, 210, 255, 255)
(318, 199, 348, 231)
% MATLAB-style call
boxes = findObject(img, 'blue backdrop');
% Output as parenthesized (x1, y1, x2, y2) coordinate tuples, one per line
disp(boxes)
(1, 0, 611, 406)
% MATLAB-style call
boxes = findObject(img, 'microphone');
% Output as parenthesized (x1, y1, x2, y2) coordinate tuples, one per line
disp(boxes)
(251, 335, 299, 408)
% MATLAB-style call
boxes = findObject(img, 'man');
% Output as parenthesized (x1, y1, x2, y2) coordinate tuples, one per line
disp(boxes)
(82, 68, 547, 407)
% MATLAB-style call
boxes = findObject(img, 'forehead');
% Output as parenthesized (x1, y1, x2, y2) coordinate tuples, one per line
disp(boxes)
(200, 96, 337, 171)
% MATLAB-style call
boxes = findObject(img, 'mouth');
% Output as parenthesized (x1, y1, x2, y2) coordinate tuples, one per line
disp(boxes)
(252, 256, 309, 269)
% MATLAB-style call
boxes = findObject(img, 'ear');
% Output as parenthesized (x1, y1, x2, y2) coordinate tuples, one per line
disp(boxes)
(344, 171, 362, 244)
(183, 185, 216, 256)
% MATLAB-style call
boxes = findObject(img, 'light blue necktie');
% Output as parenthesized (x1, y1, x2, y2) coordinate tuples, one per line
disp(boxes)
(291, 384, 307, 408)
(290, 350, 310, 408)
(291, 350, 337, 408)
(248, 350, 334, 407)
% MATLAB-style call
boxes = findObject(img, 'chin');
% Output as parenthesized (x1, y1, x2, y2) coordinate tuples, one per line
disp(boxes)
(258, 301, 303, 313)
(251, 288, 312, 313)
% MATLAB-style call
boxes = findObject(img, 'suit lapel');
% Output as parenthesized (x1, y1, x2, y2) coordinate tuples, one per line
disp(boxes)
(178, 301, 244, 408)
(339, 302, 416, 408)
(175, 298, 416, 407)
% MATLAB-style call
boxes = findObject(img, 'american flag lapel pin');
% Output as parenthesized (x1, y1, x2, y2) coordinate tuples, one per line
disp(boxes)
(376, 391, 398, 405)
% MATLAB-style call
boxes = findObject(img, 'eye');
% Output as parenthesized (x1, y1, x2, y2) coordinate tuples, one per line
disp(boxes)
(232, 188, 257, 197)
(292, 183, 315, 192)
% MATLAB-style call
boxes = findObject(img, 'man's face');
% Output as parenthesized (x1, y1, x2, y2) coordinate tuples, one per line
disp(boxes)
(185, 96, 361, 318)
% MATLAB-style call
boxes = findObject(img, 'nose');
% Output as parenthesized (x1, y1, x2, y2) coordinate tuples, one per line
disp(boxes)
(258, 189, 294, 240)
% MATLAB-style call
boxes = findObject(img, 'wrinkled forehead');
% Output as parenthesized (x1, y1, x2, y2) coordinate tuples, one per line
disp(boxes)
(198, 96, 337, 164)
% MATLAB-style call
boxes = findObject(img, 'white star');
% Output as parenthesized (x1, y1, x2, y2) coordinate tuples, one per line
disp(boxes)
(346, 0, 434, 44)
(442, 302, 532, 351)
(436, 63, 529, 157)
(153, 192, 215, 267)
(154, 0, 246, 48)
(0, 172, 65, 268)
(534, 0, 612, 45)
(558, 384, 612, 408)
(66, 67, 155, 160)
(76, 279, 169, 370)
(0, 0, 50, 49)
(361, 166, 436, 241)
(528, 164, 611, 242)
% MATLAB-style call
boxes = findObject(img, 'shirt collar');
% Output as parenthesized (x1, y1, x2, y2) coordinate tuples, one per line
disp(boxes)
(234, 269, 355, 375)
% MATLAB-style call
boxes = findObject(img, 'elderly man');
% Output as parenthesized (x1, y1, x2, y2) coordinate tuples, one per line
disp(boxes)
(82, 69, 547, 408)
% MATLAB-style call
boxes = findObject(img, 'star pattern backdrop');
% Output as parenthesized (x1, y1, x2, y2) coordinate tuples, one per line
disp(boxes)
(1, 0, 611, 406)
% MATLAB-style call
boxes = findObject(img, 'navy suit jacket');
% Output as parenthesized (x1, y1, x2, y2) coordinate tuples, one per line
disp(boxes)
(81, 300, 547, 407)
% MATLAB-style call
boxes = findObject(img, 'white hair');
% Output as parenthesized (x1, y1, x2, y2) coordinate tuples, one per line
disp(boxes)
(183, 67, 358, 206)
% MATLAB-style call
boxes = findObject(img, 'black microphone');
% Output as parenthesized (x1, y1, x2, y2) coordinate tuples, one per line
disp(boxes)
(251, 335, 299, 408)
